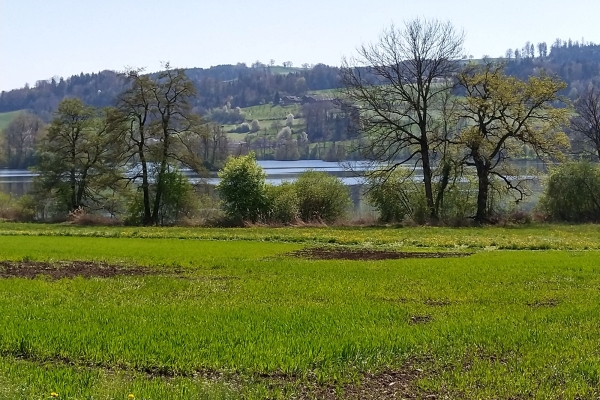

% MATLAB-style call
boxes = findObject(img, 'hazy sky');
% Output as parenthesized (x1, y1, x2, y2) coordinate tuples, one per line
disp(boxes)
(1, 0, 599, 92)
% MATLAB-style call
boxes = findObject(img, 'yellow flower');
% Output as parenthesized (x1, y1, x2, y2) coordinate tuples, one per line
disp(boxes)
(50, 393, 58, 398)
(128, 395, 135, 399)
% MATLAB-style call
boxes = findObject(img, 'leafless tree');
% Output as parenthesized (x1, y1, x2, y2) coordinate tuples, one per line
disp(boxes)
(571, 87, 600, 159)
(340, 18, 465, 219)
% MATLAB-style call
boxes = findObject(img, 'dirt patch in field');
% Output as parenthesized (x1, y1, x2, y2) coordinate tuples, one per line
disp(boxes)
(0, 260, 161, 280)
(527, 299, 560, 308)
(298, 363, 437, 399)
(409, 315, 433, 325)
(292, 248, 471, 261)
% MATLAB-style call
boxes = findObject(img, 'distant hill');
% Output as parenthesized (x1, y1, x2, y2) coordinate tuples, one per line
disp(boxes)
(0, 64, 340, 121)
(2, 41, 600, 121)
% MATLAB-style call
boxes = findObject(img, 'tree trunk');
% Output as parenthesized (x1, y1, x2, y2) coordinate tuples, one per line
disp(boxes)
(475, 158, 490, 224)
(420, 142, 437, 219)
(139, 142, 152, 226)
(151, 132, 170, 225)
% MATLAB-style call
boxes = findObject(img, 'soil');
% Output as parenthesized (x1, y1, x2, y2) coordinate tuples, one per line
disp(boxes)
(298, 363, 437, 399)
(0, 260, 161, 280)
(292, 247, 471, 261)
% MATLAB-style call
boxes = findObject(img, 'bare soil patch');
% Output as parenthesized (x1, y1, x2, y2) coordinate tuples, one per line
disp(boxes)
(0, 260, 161, 280)
(298, 364, 436, 399)
(527, 299, 560, 308)
(292, 247, 470, 261)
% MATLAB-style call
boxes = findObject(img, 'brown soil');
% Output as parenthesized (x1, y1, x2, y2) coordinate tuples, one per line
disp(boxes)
(298, 364, 436, 399)
(292, 247, 471, 261)
(527, 299, 560, 308)
(0, 260, 161, 280)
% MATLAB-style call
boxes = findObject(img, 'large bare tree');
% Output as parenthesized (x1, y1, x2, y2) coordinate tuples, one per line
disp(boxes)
(340, 18, 465, 219)
(570, 87, 600, 159)
(112, 64, 207, 225)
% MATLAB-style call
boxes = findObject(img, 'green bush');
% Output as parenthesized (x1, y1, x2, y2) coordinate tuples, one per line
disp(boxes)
(367, 168, 480, 225)
(0, 193, 36, 222)
(539, 161, 600, 222)
(265, 183, 299, 224)
(366, 169, 428, 223)
(124, 169, 198, 225)
(217, 153, 268, 223)
(293, 170, 350, 223)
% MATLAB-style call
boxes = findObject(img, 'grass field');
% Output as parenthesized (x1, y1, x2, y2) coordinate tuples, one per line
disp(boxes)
(0, 111, 21, 131)
(1, 223, 600, 399)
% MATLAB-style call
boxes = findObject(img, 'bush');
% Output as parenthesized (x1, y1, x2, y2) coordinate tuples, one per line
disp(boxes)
(539, 161, 600, 222)
(217, 153, 268, 223)
(0, 193, 36, 222)
(366, 169, 427, 223)
(124, 169, 199, 225)
(293, 171, 350, 223)
(230, 123, 251, 133)
(265, 183, 299, 224)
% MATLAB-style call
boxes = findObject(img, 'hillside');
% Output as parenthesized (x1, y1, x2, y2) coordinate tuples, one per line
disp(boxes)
(0, 111, 22, 131)
(1, 39, 599, 123)
(0, 64, 340, 121)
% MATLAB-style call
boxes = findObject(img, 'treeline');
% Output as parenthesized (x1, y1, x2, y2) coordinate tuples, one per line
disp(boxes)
(7, 66, 230, 225)
(504, 40, 600, 97)
(0, 64, 340, 120)
(3, 40, 600, 123)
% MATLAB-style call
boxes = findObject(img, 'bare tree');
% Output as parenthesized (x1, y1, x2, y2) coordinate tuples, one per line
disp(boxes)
(1, 112, 44, 169)
(571, 87, 600, 159)
(340, 18, 465, 219)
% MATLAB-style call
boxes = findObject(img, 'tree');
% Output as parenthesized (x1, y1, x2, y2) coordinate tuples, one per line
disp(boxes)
(282, 61, 293, 68)
(112, 64, 206, 225)
(285, 113, 294, 127)
(340, 18, 465, 219)
(456, 63, 570, 223)
(35, 98, 117, 212)
(1, 112, 44, 169)
(570, 87, 600, 159)
(250, 119, 261, 133)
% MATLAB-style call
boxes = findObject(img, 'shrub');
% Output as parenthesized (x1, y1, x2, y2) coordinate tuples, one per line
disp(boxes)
(293, 170, 350, 223)
(265, 183, 299, 224)
(217, 153, 268, 223)
(539, 161, 600, 222)
(0, 193, 36, 222)
(231, 123, 251, 133)
(366, 169, 426, 223)
(250, 119, 261, 132)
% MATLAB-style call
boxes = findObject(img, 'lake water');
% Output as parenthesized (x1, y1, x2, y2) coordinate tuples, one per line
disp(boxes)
(0, 159, 544, 215)
(0, 161, 371, 196)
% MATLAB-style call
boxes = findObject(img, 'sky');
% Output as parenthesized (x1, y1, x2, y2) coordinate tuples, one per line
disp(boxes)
(1, 0, 599, 92)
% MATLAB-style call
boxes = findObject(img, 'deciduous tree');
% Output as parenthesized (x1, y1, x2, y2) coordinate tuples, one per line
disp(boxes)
(35, 98, 118, 212)
(340, 18, 465, 219)
(1, 112, 44, 169)
(456, 63, 570, 223)
(570, 87, 600, 159)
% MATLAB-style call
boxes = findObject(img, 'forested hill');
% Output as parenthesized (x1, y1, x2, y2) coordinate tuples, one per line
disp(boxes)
(0, 63, 340, 121)
(504, 41, 600, 99)
(2, 40, 600, 120)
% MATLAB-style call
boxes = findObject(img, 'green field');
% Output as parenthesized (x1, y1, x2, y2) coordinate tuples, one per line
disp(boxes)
(1, 223, 600, 399)
(0, 111, 21, 131)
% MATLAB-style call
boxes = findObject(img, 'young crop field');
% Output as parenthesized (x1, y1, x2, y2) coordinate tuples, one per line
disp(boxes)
(0, 223, 600, 399)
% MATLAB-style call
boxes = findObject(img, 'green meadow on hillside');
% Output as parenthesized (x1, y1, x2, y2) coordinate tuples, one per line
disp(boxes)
(0, 223, 599, 399)
(0, 110, 21, 131)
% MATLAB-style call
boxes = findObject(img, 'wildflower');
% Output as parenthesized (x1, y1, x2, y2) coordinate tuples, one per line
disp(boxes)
(50, 393, 58, 398)
(128, 395, 135, 399)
